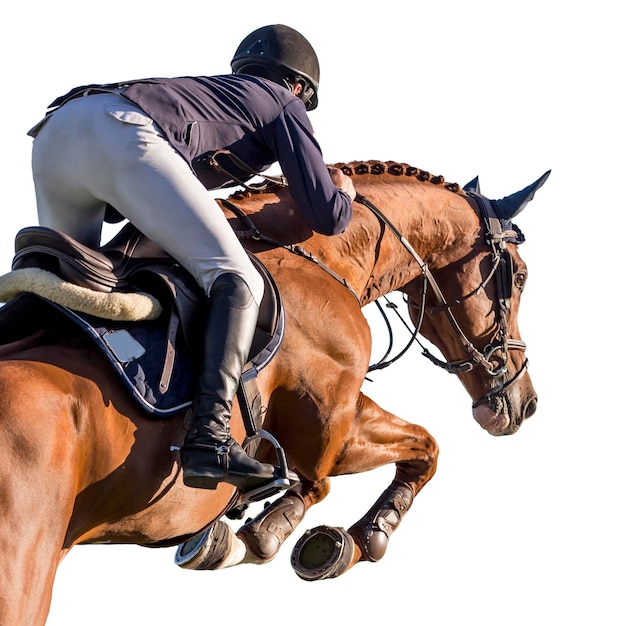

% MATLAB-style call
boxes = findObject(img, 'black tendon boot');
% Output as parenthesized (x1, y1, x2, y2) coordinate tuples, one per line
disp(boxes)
(182, 273, 277, 491)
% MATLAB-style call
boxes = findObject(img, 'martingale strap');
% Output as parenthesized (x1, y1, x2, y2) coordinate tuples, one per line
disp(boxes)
(205, 149, 288, 192)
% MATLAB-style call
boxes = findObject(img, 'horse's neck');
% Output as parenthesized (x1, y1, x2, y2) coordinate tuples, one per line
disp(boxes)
(228, 172, 479, 305)
(346, 176, 480, 304)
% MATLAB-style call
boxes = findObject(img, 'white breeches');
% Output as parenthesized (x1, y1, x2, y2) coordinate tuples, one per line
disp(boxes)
(31, 92, 264, 305)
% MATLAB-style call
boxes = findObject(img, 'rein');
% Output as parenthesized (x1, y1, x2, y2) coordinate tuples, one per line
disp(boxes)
(356, 193, 521, 373)
(219, 161, 527, 406)
(356, 191, 528, 407)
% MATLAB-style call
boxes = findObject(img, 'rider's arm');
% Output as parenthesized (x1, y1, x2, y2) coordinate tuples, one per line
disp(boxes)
(271, 100, 353, 236)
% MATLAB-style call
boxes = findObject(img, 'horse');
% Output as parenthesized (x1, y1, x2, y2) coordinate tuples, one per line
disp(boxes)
(0, 160, 547, 624)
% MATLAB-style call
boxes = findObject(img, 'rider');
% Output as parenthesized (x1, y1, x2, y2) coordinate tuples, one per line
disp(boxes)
(28, 25, 356, 493)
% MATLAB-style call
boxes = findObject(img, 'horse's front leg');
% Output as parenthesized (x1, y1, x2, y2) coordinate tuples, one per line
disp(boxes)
(235, 477, 330, 563)
(0, 363, 79, 625)
(291, 392, 438, 580)
(174, 478, 330, 570)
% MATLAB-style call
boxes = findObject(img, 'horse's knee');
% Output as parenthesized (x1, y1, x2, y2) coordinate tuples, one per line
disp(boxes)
(294, 477, 331, 505)
(416, 428, 439, 466)
(396, 430, 439, 488)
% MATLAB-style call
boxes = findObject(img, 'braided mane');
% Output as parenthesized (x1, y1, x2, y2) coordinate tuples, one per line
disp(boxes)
(226, 160, 464, 201)
(334, 160, 463, 194)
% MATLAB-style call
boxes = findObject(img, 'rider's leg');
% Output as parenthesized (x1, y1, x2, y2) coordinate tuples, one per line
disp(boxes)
(31, 93, 277, 488)
(180, 272, 278, 489)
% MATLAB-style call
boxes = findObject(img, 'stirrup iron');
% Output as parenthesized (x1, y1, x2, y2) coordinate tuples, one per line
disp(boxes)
(239, 429, 299, 503)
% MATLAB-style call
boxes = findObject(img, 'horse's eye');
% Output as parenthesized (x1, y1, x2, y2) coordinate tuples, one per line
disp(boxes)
(514, 273, 527, 290)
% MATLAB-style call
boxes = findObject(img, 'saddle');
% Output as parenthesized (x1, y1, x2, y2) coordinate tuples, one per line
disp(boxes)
(2, 223, 285, 433)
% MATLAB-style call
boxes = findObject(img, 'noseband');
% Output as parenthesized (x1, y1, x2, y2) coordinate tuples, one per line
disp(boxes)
(355, 193, 528, 408)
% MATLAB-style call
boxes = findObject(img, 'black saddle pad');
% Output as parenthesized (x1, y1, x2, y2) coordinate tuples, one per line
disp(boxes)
(0, 288, 284, 418)
(2, 224, 285, 417)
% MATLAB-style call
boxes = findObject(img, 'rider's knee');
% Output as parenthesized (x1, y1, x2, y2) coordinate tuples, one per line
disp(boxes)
(211, 272, 264, 308)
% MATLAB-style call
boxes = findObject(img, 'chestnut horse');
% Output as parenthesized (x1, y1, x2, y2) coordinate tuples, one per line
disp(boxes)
(0, 161, 547, 624)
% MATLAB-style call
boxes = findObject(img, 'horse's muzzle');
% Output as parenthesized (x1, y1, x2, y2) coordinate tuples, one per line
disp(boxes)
(472, 387, 537, 436)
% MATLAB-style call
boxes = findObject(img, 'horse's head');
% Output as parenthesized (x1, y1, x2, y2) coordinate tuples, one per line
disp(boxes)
(405, 172, 549, 436)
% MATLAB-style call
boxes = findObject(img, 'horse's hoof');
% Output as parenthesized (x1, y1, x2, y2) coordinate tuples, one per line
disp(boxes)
(290, 525, 355, 581)
(174, 521, 244, 570)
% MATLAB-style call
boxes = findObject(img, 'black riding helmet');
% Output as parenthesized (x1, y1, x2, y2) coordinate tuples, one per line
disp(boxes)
(231, 24, 320, 111)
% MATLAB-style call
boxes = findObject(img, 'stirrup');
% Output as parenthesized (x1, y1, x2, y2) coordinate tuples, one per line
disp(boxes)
(239, 429, 299, 503)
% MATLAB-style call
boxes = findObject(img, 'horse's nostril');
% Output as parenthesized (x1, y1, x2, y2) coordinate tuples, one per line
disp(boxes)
(525, 397, 537, 419)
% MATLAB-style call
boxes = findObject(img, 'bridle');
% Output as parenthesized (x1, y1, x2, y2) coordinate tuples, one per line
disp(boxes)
(355, 192, 528, 408)
(215, 150, 528, 408)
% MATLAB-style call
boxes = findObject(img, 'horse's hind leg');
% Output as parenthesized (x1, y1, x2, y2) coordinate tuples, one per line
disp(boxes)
(0, 489, 56, 625)
(291, 392, 438, 580)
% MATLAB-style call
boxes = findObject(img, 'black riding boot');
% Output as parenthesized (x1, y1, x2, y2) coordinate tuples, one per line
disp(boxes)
(181, 273, 277, 491)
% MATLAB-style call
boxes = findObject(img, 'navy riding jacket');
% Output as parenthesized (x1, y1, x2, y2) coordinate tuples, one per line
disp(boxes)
(43, 75, 352, 236)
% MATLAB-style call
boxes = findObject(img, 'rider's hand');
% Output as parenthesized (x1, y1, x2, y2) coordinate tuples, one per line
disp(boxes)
(328, 167, 356, 201)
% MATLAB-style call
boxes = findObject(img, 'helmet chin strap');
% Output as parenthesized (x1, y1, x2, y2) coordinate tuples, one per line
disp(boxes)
(234, 64, 314, 109)
(285, 77, 315, 110)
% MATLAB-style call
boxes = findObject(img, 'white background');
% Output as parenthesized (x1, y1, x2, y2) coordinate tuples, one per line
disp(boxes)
(1, 1, 624, 624)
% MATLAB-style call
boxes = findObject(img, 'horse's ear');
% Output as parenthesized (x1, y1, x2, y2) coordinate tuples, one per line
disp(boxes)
(463, 176, 481, 194)
(491, 170, 551, 220)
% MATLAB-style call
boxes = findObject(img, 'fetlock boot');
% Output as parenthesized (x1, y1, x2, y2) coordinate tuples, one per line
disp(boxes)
(181, 273, 278, 490)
